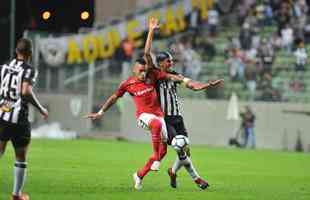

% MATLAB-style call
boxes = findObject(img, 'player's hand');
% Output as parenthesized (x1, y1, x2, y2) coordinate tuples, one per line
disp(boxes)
(40, 108, 49, 120)
(84, 112, 104, 120)
(209, 79, 224, 87)
(149, 17, 159, 30)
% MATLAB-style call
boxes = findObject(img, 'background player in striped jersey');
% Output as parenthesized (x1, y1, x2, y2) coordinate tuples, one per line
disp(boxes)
(155, 51, 223, 189)
(0, 38, 49, 200)
(85, 18, 192, 190)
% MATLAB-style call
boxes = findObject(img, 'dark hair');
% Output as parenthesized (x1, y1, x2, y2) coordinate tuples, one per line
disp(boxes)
(16, 38, 32, 56)
(135, 57, 146, 65)
(156, 51, 173, 63)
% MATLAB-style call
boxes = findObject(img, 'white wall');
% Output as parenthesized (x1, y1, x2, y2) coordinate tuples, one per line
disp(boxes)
(120, 98, 310, 151)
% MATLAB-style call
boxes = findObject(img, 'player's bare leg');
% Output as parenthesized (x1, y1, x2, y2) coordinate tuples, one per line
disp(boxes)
(12, 145, 29, 200)
(0, 140, 8, 158)
(149, 119, 163, 171)
(169, 147, 209, 190)
(134, 142, 167, 190)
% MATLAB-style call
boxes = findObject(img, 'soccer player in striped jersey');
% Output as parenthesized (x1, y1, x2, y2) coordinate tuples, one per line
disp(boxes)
(0, 38, 48, 200)
(155, 51, 223, 190)
(85, 18, 191, 190)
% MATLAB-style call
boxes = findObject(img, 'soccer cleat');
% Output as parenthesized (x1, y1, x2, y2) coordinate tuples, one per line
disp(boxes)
(12, 193, 30, 200)
(133, 172, 143, 190)
(150, 160, 161, 171)
(194, 177, 210, 190)
(167, 168, 177, 188)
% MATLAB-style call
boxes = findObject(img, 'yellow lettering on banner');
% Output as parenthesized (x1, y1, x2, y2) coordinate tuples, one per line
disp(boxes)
(191, 0, 199, 7)
(164, 6, 180, 36)
(176, 3, 186, 31)
(109, 28, 121, 48)
(82, 35, 99, 63)
(98, 32, 115, 59)
(148, 11, 163, 32)
(67, 39, 82, 64)
(192, 0, 214, 21)
(127, 19, 143, 47)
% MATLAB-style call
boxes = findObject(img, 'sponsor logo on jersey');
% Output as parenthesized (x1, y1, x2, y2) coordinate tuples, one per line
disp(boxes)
(133, 87, 154, 96)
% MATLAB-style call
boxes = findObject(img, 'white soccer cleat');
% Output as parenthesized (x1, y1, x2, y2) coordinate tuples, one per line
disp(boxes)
(133, 173, 143, 190)
(150, 160, 161, 171)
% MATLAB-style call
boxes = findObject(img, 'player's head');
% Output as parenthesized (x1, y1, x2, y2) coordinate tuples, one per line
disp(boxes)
(15, 38, 32, 61)
(156, 51, 174, 71)
(133, 57, 147, 81)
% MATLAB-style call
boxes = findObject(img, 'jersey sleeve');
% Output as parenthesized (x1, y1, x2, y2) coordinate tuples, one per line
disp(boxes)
(23, 67, 37, 85)
(115, 80, 127, 97)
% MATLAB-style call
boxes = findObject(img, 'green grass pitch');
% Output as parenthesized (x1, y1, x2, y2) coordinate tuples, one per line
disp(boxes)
(1, 139, 310, 200)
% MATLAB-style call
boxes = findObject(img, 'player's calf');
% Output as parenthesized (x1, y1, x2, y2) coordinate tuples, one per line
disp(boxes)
(167, 168, 177, 188)
(149, 119, 163, 170)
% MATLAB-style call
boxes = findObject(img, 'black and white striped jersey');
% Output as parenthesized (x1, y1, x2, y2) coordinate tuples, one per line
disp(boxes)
(0, 59, 37, 124)
(156, 71, 182, 116)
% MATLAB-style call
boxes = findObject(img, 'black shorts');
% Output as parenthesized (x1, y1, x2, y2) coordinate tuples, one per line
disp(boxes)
(165, 115, 188, 145)
(0, 120, 31, 148)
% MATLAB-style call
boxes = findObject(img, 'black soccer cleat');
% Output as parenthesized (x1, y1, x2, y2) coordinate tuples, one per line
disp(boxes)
(167, 168, 177, 188)
(194, 177, 210, 190)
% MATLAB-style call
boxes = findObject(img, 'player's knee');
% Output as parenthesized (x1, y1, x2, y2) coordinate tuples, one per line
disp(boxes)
(185, 147, 191, 157)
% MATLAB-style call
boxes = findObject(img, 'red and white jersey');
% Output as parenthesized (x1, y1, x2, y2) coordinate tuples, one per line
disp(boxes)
(115, 69, 167, 118)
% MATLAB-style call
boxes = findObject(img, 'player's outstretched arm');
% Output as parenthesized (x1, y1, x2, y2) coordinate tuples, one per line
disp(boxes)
(186, 79, 224, 91)
(84, 94, 120, 120)
(22, 82, 48, 120)
(144, 17, 159, 70)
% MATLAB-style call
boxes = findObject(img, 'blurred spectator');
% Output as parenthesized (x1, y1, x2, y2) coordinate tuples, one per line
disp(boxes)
(189, 7, 200, 34)
(237, 0, 256, 25)
(257, 38, 275, 75)
(244, 49, 258, 99)
(114, 38, 135, 79)
(195, 36, 216, 61)
(259, 72, 281, 101)
(181, 40, 202, 80)
(225, 48, 245, 81)
(263, 0, 274, 26)
(208, 8, 219, 37)
(239, 23, 253, 50)
(274, 1, 292, 35)
(269, 32, 282, 50)
(281, 24, 294, 53)
(289, 76, 305, 92)
(240, 106, 256, 148)
(224, 36, 240, 58)
(304, 23, 310, 44)
(293, 39, 308, 72)
(293, 0, 308, 32)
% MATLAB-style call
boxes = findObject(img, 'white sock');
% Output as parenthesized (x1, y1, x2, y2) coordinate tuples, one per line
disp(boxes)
(172, 156, 183, 174)
(183, 157, 200, 180)
(13, 161, 27, 196)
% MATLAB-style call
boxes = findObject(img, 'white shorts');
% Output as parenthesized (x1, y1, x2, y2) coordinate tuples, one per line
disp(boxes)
(137, 113, 168, 142)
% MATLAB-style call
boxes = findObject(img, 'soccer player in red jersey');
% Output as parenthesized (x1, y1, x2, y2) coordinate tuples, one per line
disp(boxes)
(85, 18, 192, 190)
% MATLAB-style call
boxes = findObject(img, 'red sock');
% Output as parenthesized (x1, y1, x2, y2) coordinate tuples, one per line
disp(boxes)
(137, 155, 156, 179)
(137, 143, 167, 179)
(159, 142, 167, 160)
(149, 119, 162, 161)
